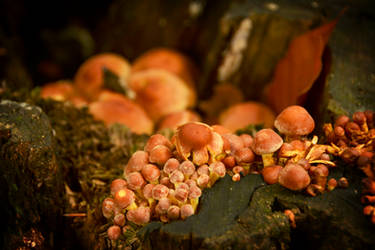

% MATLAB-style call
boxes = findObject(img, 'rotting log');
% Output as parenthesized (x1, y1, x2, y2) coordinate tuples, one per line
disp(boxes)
(0, 100, 64, 249)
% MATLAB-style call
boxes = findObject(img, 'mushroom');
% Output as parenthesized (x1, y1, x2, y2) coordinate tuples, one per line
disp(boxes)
(262, 165, 283, 185)
(155, 197, 171, 216)
(110, 178, 128, 196)
(107, 225, 122, 240)
(144, 134, 173, 153)
(131, 47, 198, 88)
(126, 206, 151, 225)
(126, 172, 146, 192)
(252, 128, 283, 167)
(163, 158, 180, 175)
(40, 80, 74, 101)
(188, 185, 202, 211)
(74, 53, 131, 101)
(169, 170, 185, 188)
(141, 164, 161, 184)
(149, 145, 172, 166)
(151, 184, 170, 200)
(113, 213, 126, 227)
(124, 150, 149, 176)
(274, 105, 315, 140)
(114, 188, 137, 210)
(167, 205, 180, 220)
(143, 183, 155, 206)
(88, 97, 153, 135)
(179, 160, 196, 180)
(218, 101, 276, 132)
(180, 204, 195, 219)
(102, 197, 115, 219)
(278, 163, 311, 191)
(158, 110, 201, 132)
(208, 161, 226, 187)
(173, 122, 224, 165)
(128, 69, 196, 121)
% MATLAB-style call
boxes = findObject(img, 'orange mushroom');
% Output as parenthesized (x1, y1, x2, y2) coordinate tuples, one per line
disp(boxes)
(128, 69, 196, 121)
(88, 96, 153, 135)
(131, 47, 198, 89)
(173, 122, 224, 166)
(41, 80, 74, 101)
(74, 53, 131, 101)
(219, 101, 276, 132)
(274, 105, 315, 140)
(278, 163, 311, 191)
(252, 129, 283, 167)
(157, 110, 201, 131)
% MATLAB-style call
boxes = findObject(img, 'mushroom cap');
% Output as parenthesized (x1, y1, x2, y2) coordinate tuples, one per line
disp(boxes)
(274, 105, 315, 136)
(126, 206, 151, 225)
(278, 163, 311, 191)
(107, 225, 122, 240)
(219, 101, 276, 132)
(131, 47, 197, 89)
(177, 122, 213, 151)
(262, 165, 283, 185)
(41, 81, 75, 101)
(158, 110, 201, 131)
(141, 164, 161, 182)
(252, 129, 283, 155)
(114, 188, 135, 208)
(110, 178, 127, 196)
(180, 204, 194, 219)
(88, 97, 153, 134)
(128, 69, 196, 121)
(74, 53, 131, 101)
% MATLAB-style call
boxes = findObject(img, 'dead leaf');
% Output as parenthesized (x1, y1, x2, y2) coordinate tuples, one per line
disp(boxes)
(265, 18, 339, 113)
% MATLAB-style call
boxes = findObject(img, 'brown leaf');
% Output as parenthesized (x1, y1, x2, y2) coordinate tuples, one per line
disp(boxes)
(265, 18, 339, 113)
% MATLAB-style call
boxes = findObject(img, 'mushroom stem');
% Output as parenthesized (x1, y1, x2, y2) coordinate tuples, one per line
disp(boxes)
(262, 153, 275, 168)
(190, 198, 199, 212)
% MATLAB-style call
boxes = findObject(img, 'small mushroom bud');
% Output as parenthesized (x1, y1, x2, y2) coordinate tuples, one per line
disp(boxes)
(185, 179, 197, 187)
(335, 115, 350, 128)
(107, 225, 122, 240)
(102, 198, 115, 219)
(208, 161, 226, 187)
(306, 184, 324, 196)
(296, 159, 311, 171)
(163, 158, 180, 175)
(160, 176, 174, 189)
(144, 134, 173, 153)
(111, 179, 128, 196)
(180, 204, 195, 219)
(152, 184, 170, 200)
(221, 133, 245, 153)
(149, 145, 172, 166)
(363, 205, 374, 216)
(262, 165, 282, 185)
(114, 188, 136, 210)
(126, 206, 151, 225)
(167, 205, 180, 220)
(170, 170, 185, 186)
(174, 186, 189, 203)
(327, 178, 337, 191)
(232, 173, 241, 182)
(240, 134, 253, 148)
(124, 150, 149, 176)
(278, 163, 311, 191)
(143, 183, 155, 206)
(334, 126, 346, 138)
(155, 197, 171, 215)
(179, 160, 196, 179)
(114, 213, 126, 227)
(197, 164, 210, 176)
(141, 164, 161, 184)
(126, 172, 146, 191)
(320, 153, 331, 161)
(353, 111, 367, 125)
(233, 147, 255, 164)
(222, 156, 236, 170)
(284, 209, 296, 228)
(337, 177, 349, 188)
(197, 174, 210, 188)
(189, 185, 202, 211)
(233, 166, 245, 174)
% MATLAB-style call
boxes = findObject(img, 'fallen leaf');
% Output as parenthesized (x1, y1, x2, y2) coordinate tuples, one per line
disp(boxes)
(265, 18, 339, 113)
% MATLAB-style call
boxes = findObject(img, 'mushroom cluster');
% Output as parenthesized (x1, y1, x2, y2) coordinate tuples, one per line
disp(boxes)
(323, 111, 375, 223)
(41, 49, 201, 135)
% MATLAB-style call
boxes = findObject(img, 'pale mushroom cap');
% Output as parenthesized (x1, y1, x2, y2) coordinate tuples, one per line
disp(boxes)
(274, 105, 315, 136)
(74, 53, 131, 101)
(126, 206, 151, 225)
(88, 98, 153, 134)
(219, 102, 276, 132)
(128, 69, 196, 121)
(278, 163, 311, 191)
(252, 129, 283, 155)
(131, 47, 197, 88)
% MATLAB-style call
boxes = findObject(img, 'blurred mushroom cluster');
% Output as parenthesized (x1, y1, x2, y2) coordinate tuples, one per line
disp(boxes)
(323, 111, 375, 223)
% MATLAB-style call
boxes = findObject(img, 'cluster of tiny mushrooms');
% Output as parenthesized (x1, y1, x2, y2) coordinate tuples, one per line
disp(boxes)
(39, 49, 375, 241)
